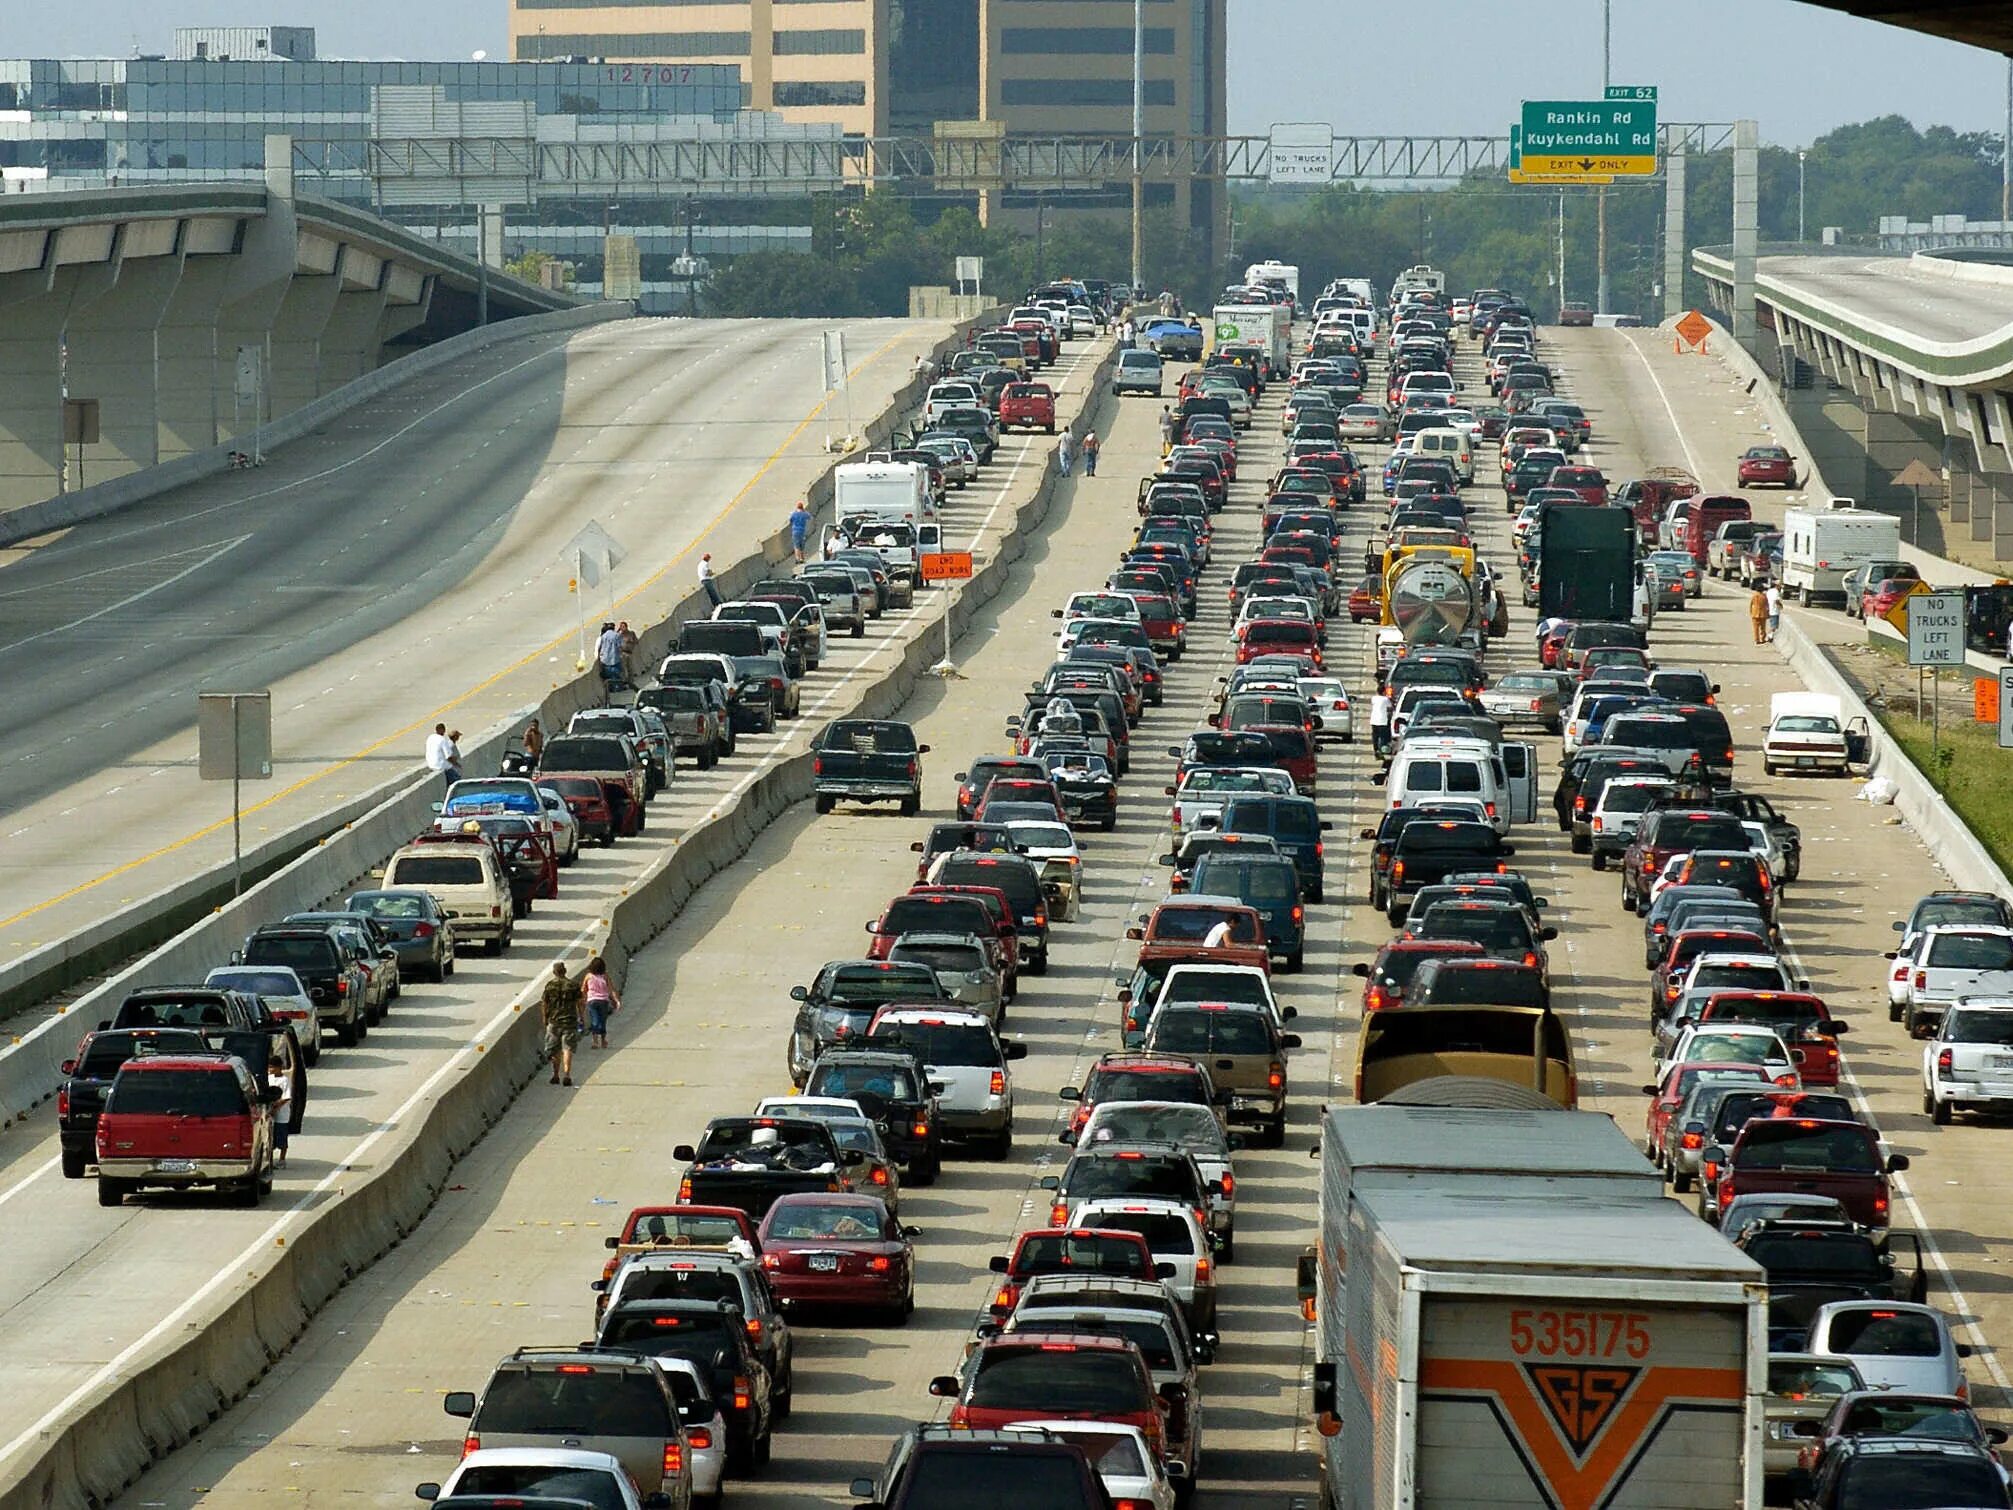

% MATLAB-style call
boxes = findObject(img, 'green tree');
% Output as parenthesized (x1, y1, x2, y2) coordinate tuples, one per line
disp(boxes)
(704, 251, 856, 317)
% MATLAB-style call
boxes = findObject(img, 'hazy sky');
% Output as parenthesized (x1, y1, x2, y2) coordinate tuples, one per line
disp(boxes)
(12, 0, 2009, 149)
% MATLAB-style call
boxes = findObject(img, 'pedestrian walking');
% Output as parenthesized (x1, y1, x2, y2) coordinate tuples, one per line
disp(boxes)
(1765, 582, 1783, 642)
(522, 718, 544, 765)
(540, 961, 583, 1085)
(1158, 405, 1176, 453)
(1056, 430, 1074, 477)
(1369, 690, 1393, 757)
(1748, 585, 1769, 646)
(425, 721, 455, 792)
(595, 621, 623, 688)
(1081, 431, 1100, 477)
(583, 955, 620, 1049)
(788, 501, 812, 563)
(616, 620, 638, 682)
(698, 552, 721, 607)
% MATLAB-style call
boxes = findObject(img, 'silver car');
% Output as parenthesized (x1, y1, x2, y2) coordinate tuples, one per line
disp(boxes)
(868, 1007, 1023, 1157)
(917, 433, 979, 487)
(886, 932, 1004, 1024)
(1477, 670, 1569, 733)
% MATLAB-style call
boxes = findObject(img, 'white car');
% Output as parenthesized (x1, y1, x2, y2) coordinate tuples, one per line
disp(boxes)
(1297, 676, 1354, 742)
(539, 788, 581, 864)
(419, 1447, 674, 1510)
(1169, 766, 1295, 838)
(1066, 304, 1100, 336)
(1895, 925, 2013, 1040)
(203, 965, 319, 1064)
(1056, 614, 1138, 658)
(1660, 1021, 1799, 1087)
(1008, 1422, 1176, 1510)
(652, 1358, 727, 1504)
(923, 380, 981, 426)
(1003, 818, 1082, 922)
(1062, 1196, 1218, 1332)
(1233, 595, 1318, 638)
(1337, 402, 1395, 443)
(1922, 1000, 2013, 1123)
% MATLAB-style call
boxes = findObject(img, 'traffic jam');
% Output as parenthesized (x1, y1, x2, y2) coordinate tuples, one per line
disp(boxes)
(58, 261, 2013, 1510)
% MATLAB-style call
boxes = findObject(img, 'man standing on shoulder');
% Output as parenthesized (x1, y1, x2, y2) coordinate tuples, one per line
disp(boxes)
(1764, 581, 1783, 643)
(788, 501, 812, 563)
(425, 722, 454, 792)
(595, 621, 624, 687)
(1748, 585, 1769, 646)
(698, 552, 721, 607)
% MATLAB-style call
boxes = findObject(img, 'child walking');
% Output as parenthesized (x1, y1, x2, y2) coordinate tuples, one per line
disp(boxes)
(583, 956, 620, 1049)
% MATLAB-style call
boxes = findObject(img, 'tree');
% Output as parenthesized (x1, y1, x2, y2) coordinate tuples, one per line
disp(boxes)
(704, 251, 855, 318)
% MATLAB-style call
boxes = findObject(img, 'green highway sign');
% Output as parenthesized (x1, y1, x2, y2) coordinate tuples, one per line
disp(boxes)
(1605, 85, 1657, 101)
(1508, 124, 1521, 170)
(1520, 96, 1658, 176)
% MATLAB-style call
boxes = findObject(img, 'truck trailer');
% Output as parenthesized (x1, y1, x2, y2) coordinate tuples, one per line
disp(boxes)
(1779, 501, 1902, 607)
(1538, 506, 1635, 623)
(1310, 1105, 1765, 1510)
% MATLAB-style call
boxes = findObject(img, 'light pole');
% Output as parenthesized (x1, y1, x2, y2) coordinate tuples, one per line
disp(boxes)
(1595, 0, 1610, 315)
(1130, 0, 1144, 297)
(1797, 151, 1806, 243)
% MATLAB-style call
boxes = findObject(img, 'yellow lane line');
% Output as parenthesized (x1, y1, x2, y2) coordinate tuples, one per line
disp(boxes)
(0, 330, 912, 935)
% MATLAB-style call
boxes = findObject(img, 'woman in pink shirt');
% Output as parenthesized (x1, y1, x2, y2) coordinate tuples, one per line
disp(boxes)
(583, 956, 620, 1049)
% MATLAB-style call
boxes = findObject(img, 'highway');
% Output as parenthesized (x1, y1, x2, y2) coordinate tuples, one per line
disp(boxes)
(0, 314, 949, 984)
(1751, 254, 2013, 347)
(56, 313, 2013, 1509)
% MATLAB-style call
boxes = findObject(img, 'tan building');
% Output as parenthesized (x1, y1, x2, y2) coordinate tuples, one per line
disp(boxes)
(508, 0, 1225, 248)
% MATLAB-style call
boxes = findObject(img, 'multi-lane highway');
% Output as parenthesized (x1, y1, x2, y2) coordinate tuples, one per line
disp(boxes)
(0, 315, 948, 979)
(12, 297, 2012, 1509)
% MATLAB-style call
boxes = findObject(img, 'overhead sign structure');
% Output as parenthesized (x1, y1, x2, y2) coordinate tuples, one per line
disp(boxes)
(1268, 123, 1333, 185)
(1519, 92, 1658, 177)
(1905, 589, 1965, 666)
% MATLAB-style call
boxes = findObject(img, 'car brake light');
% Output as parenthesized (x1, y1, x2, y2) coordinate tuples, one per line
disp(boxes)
(867, 1254, 893, 1273)
(678, 1177, 693, 1202)
(1366, 984, 1386, 1010)
(686, 1428, 713, 1451)
(413, 922, 435, 939)
(663, 1441, 683, 1476)
(1592, 817, 1603, 832)
(1719, 1182, 1734, 1207)
(733, 1377, 752, 1411)
(1195, 1255, 1212, 1283)
(1391, 861, 1404, 883)
(1915, 970, 1928, 990)
(335, 980, 349, 996)
(462, 1435, 480, 1458)
(1050, 1203, 1069, 1225)
(1940, 1049, 1954, 1073)
(1681, 1131, 1703, 1150)
(1292, 905, 1304, 923)
(57, 1088, 69, 1118)
(990, 1070, 1006, 1095)
(1874, 1194, 1889, 1219)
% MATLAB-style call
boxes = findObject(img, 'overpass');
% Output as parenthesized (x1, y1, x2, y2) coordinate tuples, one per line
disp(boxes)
(1694, 245, 2013, 561)
(0, 136, 576, 511)
(1799, 1, 2013, 52)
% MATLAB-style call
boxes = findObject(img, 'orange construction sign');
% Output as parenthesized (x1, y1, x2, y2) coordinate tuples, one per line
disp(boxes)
(918, 551, 975, 583)
(1674, 310, 1712, 352)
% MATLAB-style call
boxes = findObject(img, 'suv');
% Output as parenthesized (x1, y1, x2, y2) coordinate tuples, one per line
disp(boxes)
(443, 1347, 692, 1496)
(868, 1008, 1025, 1158)
(998, 382, 1057, 433)
(381, 839, 516, 955)
(1795, 1437, 2010, 1510)
(56, 1027, 204, 1178)
(1189, 854, 1306, 971)
(595, 1300, 775, 1469)
(95, 1051, 280, 1206)
(1140, 1001, 1301, 1146)
(931, 1334, 1164, 1448)
(853, 1426, 1115, 1510)
(803, 1047, 944, 1184)
(233, 928, 371, 1046)
(596, 1252, 793, 1409)
(787, 960, 948, 1086)
(1040, 1140, 1213, 1232)
(925, 852, 1053, 974)
(1216, 793, 1331, 902)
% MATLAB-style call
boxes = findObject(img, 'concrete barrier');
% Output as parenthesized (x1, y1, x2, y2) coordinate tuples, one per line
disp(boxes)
(0, 302, 637, 549)
(0, 328, 1111, 1510)
(0, 311, 994, 1117)
(1774, 614, 2012, 896)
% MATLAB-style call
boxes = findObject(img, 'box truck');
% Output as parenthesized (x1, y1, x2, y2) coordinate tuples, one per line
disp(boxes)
(1211, 304, 1291, 378)
(1538, 505, 1635, 622)
(1779, 501, 1902, 606)
(1308, 1105, 1765, 1510)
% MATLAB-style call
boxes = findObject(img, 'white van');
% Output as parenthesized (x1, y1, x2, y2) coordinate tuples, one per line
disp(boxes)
(834, 460, 932, 529)
(381, 839, 514, 954)
(1412, 426, 1474, 483)
(1384, 739, 1516, 833)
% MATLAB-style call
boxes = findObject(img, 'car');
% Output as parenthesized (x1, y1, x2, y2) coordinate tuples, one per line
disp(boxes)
(851, 1425, 1115, 1510)
(441, 1348, 693, 1498)
(1800, 1302, 1973, 1397)
(1070, 1098, 1240, 1256)
(986, 1226, 1164, 1319)
(1791, 1388, 2006, 1489)
(1737, 444, 1798, 487)
(1922, 1001, 2013, 1123)
(1558, 301, 1593, 327)
(930, 1333, 1166, 1445)
(594, 1299, 775, 1469)
(94, 1050, 281, 1207)
(416, 1447, 679, 1510)
(1792, 1436, 2011, 1510)
(202, 965, 320, 1063)
(868, 1006, 1025, 1156)
(756, 1192, 918, 1323)
(55, 1026, 206, 1178)
(1112, 348, 1164, 397)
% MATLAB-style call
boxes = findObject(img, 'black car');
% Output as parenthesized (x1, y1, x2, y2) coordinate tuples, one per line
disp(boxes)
(56, 1027, 207, 1178)
(853, 1426, 1112, 1510)
(1794, 1437, 2011, 1510)
(1040, 750, 1120, 831)
(594, 1299, 776, 1469)
(238, 927, 372, 1045)
(1383, 820, 1517, 924)
(804, 1047, 943, 1183)
(926, 851, 1053, 972)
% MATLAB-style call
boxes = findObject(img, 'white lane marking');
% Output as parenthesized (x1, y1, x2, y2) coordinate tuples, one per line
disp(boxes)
(1620, 334, 1704, 480)
(0, 914, 604, 1475)
(0, 535, 252, 657)
(0, 1155, 60, 1212)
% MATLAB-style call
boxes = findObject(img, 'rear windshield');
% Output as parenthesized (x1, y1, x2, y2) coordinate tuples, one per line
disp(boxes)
(446, 1466, 627, 1510)
(1192, 859, 1298, 904)
(1413, 909, 1534, 954)
(387, 856, 485, 886)
(1824, 1309, 1942, 1358)
(79, 1032, 202, 1077)
(209, 970, 300, 997)
(540, 737, 629, 771)
(596, 1311, 733, 1369)
(882, 898, 993, 936)
(809, 1063, 919, 1102)
(1223, 800, 1319, 840)
(1945, 1010, 2013, 1046)
(828, 964, 942, 1004)
(902, 1452, 1095, 1507)
(1149, 1010, 1273, 1056)
(1416, 965, 1547, 1007)
(1087, 1067, 1209, 1106)
(1606, 719, 1693, 749)
(243, 936, 338, 968)
(1659, 816, 1750, 851)
(876, 1022, 999, 1066)
(1926, 932, 2013, 971)
(933, 858, 1041, 907)
(890, 941, 987, 974)
(968, 1350, 1145, 1412)
(1148, 908, 1259, 944)
(616, 1269, 740, 1307)
(476, 1363, 671, 1437)
(1065, 1158, 1189, 1201)
(1834, 1455, 2003, 1509)
(1599, 783, 1672, 815)
(1744, 1234, 1885, 1282)
(347, 893, 426, 921)
(1088, 1210, 1202, 1253)
(1013, 1232, 1152, 1278)
(107, 1066, 244, 1116)
(1159, 971, 1267, 1010)
(1244, 621, 1316, 646)
(1367, 1010, 1566, 1062)
(1736, 1123, 1877, 1172)
(1397, 823, 1498, 853)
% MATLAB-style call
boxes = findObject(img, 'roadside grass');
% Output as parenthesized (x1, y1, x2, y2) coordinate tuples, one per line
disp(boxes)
(1858, 634, 2013, 879)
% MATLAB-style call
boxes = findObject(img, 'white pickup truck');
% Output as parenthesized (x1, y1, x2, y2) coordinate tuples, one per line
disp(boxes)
(1922, 1000, 2013, 1123)
(1899, 926, 2013, 1039)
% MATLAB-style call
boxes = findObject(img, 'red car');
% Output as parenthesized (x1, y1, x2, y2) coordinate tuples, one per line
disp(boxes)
(95, 1053, 279, 1207)
(1236, 619, 1322, 670)
(932, 1333, 1167, 1454)
(597, 1204, 757, 1302)
(1348, 575, 1381, 623)
(1547, 464, 1610, 507)
(1641, 1060, 1771, 1161)
(757, 1193, 916, 1321)
(998, 382, 1056, 433)
(986, 1227, 1161, 1318)
(1652, 929, 1771, 1019)
(1735, 445, 1797, 487)
(1705, 1117, 1905, 1228)
(1861, 577, 1914, 620)
(973, 777, 1065, 822)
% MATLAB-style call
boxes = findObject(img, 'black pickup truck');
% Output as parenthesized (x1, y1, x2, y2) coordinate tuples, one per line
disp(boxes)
(812, 720, 929, 817)
(56, 1026, 206, 1177)
(1737, 1219, 1925, 1350)
(1384, 820, 1516, 925)
(673, 1116, 859, 1220)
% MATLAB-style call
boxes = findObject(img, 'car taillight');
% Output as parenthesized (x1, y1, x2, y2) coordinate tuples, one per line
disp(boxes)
(413, 922, 435, 939)
(1915, 970, 1928, 990)
(990, 1070, 1006, 1095)
(491, 905, 503, 918)
(760, 1251, 782, 1269)
(1757, 868, 1772, 892)
(1221, 1172, 1235, 1198)
(1050, 1202, 1069, 1225)
(1195, 1255, 1212, 1284)
(57, 1087, 71, 1118)
(1522, 952, 1538, 968)
(663, 1441, 683, 1477)
(813, 756, 824, 776)
(1391, 861, 1404, 883)
(1874, 1193, 1889, 1219)
(733, 1377, 752, 1411)
(462, 1435, 480, 1458)
(1592, 817, 1603, 832)
(1291, 904, 1304, 923)
(1718, 1182, 1734, 1207)
(686, 1428, 713, 1451)
(677, 1176, 692, 1202)
(1485, 801, 1497, 819)
(1939, 1049, 1954, 1073)
(1682, 1131, 1703, 1150)
(867, 1254, 894, 1273)
(908, 759, 920, 779)
(1574, 795, 1586, 812)
(1366, 984, 1386, 1011)
(1115, 1498, 1156, 1510)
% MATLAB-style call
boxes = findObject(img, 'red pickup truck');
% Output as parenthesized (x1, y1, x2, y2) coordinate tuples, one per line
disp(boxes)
(998, 382, 1056, 433)
(1704, 1116, 1906, 1229)
(1697, 990, 1849, 1087)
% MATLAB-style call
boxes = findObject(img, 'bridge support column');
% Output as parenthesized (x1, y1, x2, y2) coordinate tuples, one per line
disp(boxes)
(1663, 143, 1685, 323)
(266, 272, 341, 416)
(1783, 382, 1868, 503)
(1986, 474, 2013, 562)
(0, 255, 117, 509)
(316, 248, 392, 392)
(1731, 119, 1759, 355)
(61, 229, 188, 489)
(1864, 408, 1947, 548)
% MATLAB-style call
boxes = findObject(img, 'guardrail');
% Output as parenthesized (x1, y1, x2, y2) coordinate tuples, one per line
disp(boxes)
(4, 321, 1111, 1510)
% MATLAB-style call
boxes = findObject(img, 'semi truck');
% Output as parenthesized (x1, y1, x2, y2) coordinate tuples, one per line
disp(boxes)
(1308, 1105, 1766, 1510)
(1779, 500, 1902, 606)
(1538, 505, 1635, 622)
